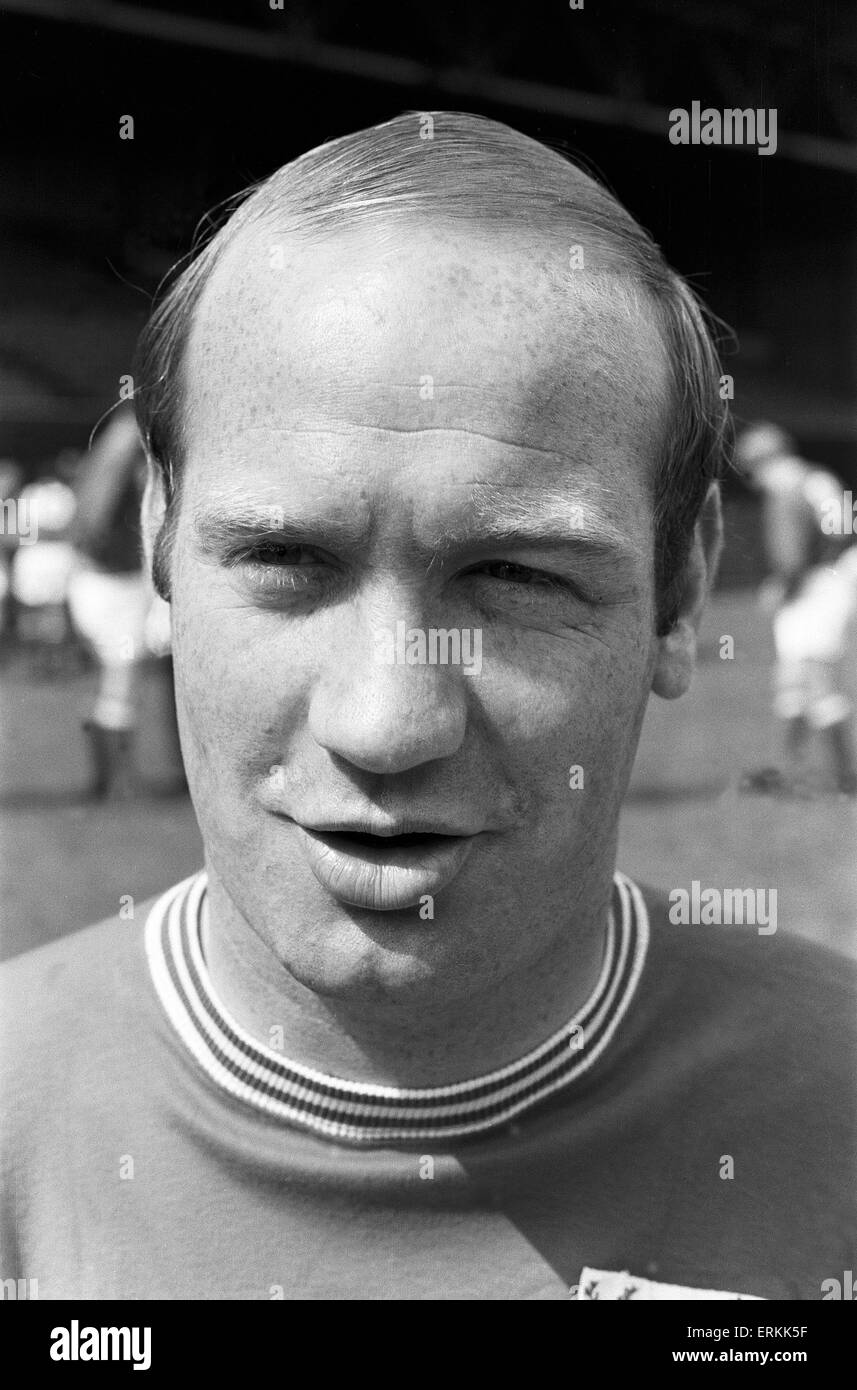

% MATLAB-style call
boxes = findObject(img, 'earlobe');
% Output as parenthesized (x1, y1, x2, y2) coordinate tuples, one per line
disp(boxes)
(652, 483, 723, 701)
(651, 615, 698, 700)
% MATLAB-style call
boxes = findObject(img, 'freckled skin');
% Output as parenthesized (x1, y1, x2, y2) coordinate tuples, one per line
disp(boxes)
(146, 221, 715, 1084)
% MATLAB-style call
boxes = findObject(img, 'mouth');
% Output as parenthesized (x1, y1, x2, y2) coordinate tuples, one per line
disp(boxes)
(314, 827, 461, 852)
(292, 823, 478, 911)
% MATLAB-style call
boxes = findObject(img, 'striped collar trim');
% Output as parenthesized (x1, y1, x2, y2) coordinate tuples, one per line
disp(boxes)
(145, 870, 649, 1146)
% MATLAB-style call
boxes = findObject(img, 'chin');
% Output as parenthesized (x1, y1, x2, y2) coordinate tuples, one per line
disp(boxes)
(284, 949, 444, 1006)
(274, 914, 488, 1008)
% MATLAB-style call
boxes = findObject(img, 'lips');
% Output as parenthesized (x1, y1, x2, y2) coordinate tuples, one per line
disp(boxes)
(317, 828, 452, 852)
(293, 823, 477, 911)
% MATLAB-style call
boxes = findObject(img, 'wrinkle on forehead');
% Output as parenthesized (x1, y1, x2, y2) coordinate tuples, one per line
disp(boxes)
(237, 421, 570, 464)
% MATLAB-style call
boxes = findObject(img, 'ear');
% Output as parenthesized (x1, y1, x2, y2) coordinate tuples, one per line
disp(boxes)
(140, 459, 171, 601)
(651, 483, 723, 700)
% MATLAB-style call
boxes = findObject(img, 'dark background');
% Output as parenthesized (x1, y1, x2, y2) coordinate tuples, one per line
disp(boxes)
(1, 0, 855, 486)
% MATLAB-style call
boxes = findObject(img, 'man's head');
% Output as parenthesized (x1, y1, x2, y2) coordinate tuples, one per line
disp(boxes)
(134, 112, 726, 1008)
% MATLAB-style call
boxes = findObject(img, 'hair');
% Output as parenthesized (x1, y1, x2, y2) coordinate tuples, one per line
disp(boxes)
(134, 110, 732, 633)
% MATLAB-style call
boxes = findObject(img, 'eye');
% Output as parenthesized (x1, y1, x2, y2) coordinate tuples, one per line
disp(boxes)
(467, 560, 568, 589)
(244, 543, 319, 566)
(229, 541, 336, 598)
(461, 559, 595, 612)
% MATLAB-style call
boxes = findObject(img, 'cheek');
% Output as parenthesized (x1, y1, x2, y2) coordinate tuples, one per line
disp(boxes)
(481, 620, 653, 810)
(170, 593, 304, 800)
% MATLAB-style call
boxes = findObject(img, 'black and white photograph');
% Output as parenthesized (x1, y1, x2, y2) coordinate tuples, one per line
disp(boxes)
(0, 0, 855, 1342)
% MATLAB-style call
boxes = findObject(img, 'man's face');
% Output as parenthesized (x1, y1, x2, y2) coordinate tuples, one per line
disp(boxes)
(168, 221, 671, 1005)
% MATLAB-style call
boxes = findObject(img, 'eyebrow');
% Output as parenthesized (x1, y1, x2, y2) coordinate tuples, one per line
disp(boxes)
(434, 483, 639, 565)
(192, 486, 641, 572)
(193, 505, 368, 553)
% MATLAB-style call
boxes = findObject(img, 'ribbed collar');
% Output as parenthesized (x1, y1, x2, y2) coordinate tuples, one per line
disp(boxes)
(146, 869, 649, 1146)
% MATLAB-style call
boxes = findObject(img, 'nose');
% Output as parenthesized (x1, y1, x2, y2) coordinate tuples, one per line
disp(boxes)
(307, 604, 470, 775)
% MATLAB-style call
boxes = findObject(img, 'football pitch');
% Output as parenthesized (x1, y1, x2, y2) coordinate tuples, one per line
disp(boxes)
(1, 589, 855, 962)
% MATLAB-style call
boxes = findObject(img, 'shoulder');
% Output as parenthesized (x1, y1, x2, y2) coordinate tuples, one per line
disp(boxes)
(635, 880, 856, 1094)
(610, 881, 857, 1292)
(0, 892, 165, 1115)
(1, 897, 159, 1014)
(0, 888, 181, 1281)
(639, 878, 856, 1004)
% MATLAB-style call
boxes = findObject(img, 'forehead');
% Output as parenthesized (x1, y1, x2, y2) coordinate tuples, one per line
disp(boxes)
(181, 220, 670, 512)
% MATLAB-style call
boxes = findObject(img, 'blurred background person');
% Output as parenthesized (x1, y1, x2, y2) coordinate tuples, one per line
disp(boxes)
(67, 402, 185, 801)
(67, 403, 153, 798)
(0, 459, 24, 658)
(8, 471, 77, 676)
(737, 422, 857, 795)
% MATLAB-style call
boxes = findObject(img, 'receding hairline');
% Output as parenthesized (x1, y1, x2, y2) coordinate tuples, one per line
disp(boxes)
(180, 211, 675, 475)
(196, 206, 664, 307)
(173, 108, 682, 364)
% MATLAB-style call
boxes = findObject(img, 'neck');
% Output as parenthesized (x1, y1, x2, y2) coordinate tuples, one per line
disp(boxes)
(201, 867, 616, 1088)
